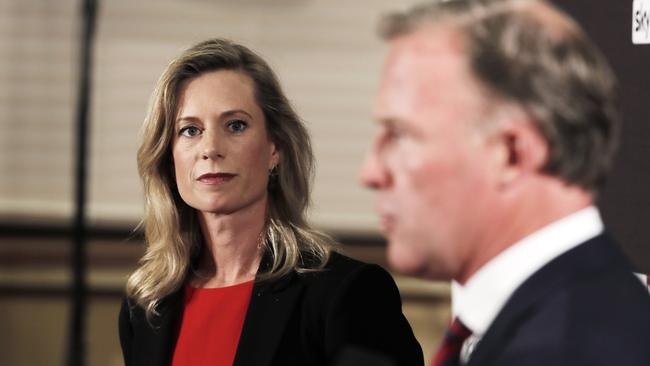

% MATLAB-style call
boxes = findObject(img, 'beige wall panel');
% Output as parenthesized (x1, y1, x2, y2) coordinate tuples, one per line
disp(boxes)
(1, 0, 422, 233)
(0, 0, 78, 218)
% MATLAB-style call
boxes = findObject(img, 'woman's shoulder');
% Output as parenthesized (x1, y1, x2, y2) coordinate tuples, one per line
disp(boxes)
(299, 251, 397, 294)
(323, 250, 367, 271)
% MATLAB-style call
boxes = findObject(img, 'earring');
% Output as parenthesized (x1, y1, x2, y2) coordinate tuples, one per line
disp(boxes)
(268, 165, 279, 190)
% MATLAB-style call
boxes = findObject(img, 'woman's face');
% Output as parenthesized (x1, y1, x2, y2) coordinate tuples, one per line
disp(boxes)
(171, 69, 279, 216)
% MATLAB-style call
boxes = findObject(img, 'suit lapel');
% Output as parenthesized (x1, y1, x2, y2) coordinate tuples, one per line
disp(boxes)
(233, 272, 305, 366)
(466, 235, 625, 366)
(464, 274, 558, 366)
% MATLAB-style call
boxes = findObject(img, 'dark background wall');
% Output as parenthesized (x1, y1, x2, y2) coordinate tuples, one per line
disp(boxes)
(552, 0, 650, 272)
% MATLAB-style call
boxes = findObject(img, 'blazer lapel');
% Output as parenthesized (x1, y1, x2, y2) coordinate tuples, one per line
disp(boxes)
(233, 272, 305, 366)
(134, 289, 184, 366)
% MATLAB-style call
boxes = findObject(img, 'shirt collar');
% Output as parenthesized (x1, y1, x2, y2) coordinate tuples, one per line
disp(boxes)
(452, 206, 603, 336)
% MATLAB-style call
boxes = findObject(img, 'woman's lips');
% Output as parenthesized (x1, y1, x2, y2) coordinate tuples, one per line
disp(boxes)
(197, 173, 236, 185)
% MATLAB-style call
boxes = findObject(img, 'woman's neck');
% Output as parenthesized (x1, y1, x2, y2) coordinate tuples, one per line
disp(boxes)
(192, 202, 267, 288)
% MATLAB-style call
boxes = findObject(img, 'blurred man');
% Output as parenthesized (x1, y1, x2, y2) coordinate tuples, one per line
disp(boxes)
(360, 0, 650, 365)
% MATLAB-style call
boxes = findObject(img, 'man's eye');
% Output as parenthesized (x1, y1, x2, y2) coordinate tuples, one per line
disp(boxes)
(227, 120, 248, 133)
(179, 126, 202, 137)
(385, 127, 402, 141)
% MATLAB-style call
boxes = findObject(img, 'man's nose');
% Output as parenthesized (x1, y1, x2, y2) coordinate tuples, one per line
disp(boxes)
(359, 148, 390, 190)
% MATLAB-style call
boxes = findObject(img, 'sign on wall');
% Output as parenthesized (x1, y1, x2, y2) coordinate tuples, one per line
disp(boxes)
(633, 0, 650, 44)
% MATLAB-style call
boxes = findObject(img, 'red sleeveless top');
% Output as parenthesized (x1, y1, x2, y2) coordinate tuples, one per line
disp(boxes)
(171, 280, 254, 366)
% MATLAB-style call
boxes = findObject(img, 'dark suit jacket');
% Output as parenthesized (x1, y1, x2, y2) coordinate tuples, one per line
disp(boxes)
(119, 252, 424, 366)
(466, 234, 650, 366)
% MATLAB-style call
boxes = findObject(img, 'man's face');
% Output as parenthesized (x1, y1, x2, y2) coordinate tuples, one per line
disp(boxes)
(360, 28, 500, 281)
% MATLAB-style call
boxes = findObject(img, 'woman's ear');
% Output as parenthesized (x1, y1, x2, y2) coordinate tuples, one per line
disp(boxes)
(269, 142, 281, 170)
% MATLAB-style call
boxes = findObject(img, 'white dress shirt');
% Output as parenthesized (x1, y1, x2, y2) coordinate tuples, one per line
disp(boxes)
(451, 206, 604, 363)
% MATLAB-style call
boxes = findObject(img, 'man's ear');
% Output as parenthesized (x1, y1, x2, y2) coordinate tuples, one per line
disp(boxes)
(492, 117, 549, 188)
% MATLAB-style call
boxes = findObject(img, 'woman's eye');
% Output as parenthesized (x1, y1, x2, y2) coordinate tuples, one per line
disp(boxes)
(227, 120, 248, 133)
(179, 126, 202, 137)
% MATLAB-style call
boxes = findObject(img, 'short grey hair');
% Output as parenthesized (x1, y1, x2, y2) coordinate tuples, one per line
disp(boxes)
(381, 0, 619, 193)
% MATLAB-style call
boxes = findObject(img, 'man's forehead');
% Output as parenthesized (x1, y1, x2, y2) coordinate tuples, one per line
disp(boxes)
(379, 27, 473, 99)
(375, 27, 493, 128)
(380, 28, 470, 93)
(386, 26, 465, 65)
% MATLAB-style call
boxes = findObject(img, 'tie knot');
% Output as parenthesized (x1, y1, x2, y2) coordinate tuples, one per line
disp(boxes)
(448, 318, 472, 343)
(431, 318, 473, 366)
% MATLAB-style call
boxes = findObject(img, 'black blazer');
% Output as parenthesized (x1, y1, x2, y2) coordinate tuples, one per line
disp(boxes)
(119, 252, 424, 366)
(466, 234, 650, 366)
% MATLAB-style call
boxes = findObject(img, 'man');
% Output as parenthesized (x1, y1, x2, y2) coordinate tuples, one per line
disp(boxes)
(360, 0, 650, 365)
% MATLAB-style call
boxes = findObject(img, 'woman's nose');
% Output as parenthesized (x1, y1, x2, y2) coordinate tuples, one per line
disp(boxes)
(200, 131, 225, 160)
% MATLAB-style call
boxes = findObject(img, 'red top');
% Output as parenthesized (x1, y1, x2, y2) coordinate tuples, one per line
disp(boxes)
(171, 280, 254, 366)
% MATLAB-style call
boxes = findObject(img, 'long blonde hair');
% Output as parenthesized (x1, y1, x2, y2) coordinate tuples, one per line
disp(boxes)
(127, 39, 334, 319)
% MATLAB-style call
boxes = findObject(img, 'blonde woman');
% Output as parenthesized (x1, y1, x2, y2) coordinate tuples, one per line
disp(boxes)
(118, 38, 423, 366)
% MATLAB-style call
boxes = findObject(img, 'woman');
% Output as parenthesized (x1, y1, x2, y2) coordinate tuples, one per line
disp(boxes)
(118, 38, 423, 366)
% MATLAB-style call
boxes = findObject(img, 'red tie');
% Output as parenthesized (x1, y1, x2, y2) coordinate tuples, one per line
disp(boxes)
(431, 318, 472, 366)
